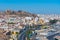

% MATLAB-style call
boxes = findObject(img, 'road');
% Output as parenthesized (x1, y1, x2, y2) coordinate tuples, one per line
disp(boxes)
(18, 25, 41, 40)
(47, 33, 60, 40)
(18, 25, 29, 40)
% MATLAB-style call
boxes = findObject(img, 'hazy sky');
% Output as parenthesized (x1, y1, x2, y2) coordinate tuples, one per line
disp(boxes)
(0, 0, 60, 14)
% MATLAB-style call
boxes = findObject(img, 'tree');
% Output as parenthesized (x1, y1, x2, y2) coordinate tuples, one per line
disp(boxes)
(49, 19, 58, 25)
(26, 30, 32, 40)
(18, 10, 22, 12)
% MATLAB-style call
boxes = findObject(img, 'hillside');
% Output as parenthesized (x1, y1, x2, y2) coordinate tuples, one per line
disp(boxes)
(3, 10, 37, 17)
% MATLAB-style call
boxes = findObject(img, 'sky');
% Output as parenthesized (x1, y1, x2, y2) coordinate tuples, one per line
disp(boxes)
(0, 0, 60, 14)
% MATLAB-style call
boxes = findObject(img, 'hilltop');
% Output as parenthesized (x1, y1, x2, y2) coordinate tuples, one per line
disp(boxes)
(0, 10, 37, 17)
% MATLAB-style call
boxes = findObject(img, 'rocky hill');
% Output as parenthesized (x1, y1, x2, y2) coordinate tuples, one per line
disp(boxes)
(4, 10, 37, 17)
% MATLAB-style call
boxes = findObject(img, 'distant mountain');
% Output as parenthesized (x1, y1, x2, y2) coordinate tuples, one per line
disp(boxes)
(0, 10, 37, 17)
